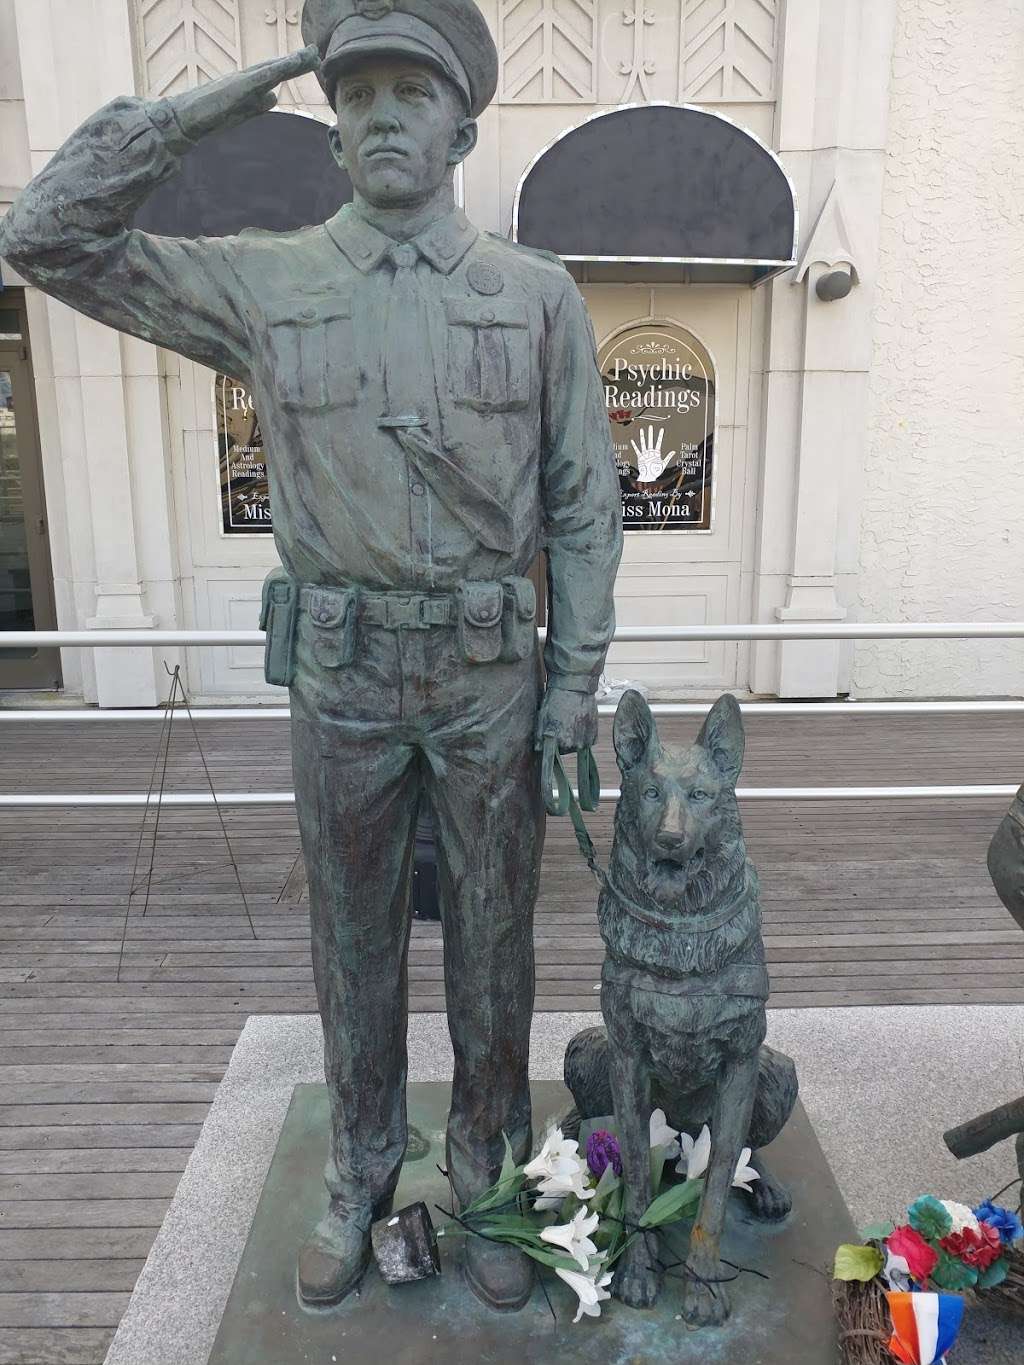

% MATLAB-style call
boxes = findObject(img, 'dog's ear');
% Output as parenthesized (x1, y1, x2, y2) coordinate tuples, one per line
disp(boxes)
(697, 693, 744, 786)
(613, 690, 657, 772)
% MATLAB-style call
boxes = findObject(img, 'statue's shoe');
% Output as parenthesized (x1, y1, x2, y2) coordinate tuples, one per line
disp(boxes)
(464, 1237, 534, 1312)
(297, 1206, 372, 1307)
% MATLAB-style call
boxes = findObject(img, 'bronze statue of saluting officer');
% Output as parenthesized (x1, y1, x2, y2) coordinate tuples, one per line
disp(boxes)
(0, 0, 622, 1313)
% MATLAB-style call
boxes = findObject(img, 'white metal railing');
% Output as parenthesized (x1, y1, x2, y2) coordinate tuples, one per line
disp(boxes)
(0, 785, 1017, 808)
(4, 621, 1024, 648)
(2, 701, 1023, 722)
(0, 622, 1020, 808)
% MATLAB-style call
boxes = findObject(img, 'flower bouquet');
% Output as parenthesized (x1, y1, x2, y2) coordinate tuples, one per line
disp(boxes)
(434, 1109, 759, 1324)
(833, 1194, 1024, 1364)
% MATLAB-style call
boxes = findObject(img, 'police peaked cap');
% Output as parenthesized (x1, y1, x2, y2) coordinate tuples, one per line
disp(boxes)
(301, 0, 498, 117)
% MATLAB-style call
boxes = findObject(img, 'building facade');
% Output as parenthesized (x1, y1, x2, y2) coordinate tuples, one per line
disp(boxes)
(0, 0, 1021, 706)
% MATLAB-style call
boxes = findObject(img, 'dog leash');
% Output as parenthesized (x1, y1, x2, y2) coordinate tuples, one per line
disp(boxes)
(541, 737, 608, 890)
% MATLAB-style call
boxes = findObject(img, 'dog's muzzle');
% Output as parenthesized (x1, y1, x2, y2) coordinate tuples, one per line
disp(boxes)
(653, 845, 706, 882)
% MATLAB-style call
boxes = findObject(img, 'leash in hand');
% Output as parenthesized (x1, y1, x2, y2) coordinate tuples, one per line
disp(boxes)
(541, 736, 607, 890)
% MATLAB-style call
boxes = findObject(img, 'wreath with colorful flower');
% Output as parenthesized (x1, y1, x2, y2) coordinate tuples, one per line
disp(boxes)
(833, 1194, 1024, 1363)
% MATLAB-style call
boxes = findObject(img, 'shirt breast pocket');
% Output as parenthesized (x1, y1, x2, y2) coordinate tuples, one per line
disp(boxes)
(264, 295, 357, 411)
(444, 297, 531, 412)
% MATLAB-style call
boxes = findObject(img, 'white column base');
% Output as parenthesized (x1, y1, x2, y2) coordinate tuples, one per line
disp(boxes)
(775, 582, 847, 698)
(86, 605, 158, 708)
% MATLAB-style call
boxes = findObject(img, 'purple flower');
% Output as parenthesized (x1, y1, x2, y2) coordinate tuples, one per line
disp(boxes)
(586, 1130, 622, 1179)
(974, 1201, 1024, 1247)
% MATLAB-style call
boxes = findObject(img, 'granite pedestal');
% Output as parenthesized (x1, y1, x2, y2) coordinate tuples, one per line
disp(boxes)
(208, 1080, 853, 1364)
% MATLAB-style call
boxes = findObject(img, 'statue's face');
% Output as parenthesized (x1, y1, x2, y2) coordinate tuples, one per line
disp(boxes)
(329, 57, 475, 207)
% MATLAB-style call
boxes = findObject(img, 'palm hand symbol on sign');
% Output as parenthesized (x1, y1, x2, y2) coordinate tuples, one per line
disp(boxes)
(630, 425, 676, 484)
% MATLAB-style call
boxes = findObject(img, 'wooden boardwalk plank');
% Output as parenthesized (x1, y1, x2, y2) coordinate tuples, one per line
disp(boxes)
(0, 1328, 115, 1365)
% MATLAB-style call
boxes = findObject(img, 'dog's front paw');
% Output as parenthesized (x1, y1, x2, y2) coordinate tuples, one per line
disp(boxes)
(612, 1245, 661, 1309)
(681, 1273, 731, 1328)
(745, 1158, 792, 1222)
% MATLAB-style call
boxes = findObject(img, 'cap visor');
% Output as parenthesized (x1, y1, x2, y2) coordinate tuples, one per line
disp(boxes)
(323, 35, 468, 105)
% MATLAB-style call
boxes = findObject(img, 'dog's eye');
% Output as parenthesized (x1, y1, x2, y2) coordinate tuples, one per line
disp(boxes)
(643, 786, 660, 800)
(691, 789, 711, 802)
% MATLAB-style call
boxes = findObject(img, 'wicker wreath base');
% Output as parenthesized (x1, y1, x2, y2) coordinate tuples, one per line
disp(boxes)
(975, 1243, 1024, 1315)
(833, 1278, 896, 1365)
(834, 1246, 1024, 1363)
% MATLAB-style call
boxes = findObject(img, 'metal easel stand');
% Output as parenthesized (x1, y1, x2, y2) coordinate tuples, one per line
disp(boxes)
(115, 664, 257, 983)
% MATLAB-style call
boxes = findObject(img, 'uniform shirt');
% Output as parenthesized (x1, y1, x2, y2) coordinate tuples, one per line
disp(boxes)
(0, 97, 623, 692)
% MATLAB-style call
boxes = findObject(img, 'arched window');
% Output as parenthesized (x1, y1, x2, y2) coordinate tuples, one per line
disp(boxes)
(134, 110, 351, 238)
(599, 323, 716, 532)
(513, 104, 796, 284)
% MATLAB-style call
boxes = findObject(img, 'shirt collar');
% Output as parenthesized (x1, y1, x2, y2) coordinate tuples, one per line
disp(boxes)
(325, 203, 478, 275)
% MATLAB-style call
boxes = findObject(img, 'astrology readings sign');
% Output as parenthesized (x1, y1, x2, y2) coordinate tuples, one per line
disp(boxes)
(215, 375, 272, 535)
(598, 323, 716, 532)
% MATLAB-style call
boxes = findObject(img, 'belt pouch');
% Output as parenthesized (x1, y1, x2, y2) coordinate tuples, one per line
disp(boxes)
(500, 576, 537, 661)
(458, 581, 503, 664)
(259, 570, 298, 688)
(308, 587, 357, 669)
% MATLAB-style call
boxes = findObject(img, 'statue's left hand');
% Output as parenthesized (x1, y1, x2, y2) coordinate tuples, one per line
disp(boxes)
(535, 686, 598, 754)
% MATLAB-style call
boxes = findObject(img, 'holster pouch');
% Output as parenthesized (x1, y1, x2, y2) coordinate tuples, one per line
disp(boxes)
(500, 576, 537, 661)
(307, 586, 358, 669)
(260, 569, 298, 688)
(458, 580, 503, 664)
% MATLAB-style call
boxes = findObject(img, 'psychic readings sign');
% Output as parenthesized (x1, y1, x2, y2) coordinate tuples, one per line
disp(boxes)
(599, 324, 716, 532)
(215, 375, 272, 535)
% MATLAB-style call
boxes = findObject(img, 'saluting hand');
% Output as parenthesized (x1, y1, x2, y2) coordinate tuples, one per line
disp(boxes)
(165, 46, 321, 143)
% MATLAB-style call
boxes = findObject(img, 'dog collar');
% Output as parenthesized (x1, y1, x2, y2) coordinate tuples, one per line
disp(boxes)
(603, 871, 753, 935)
(602, 956, 769, 1001)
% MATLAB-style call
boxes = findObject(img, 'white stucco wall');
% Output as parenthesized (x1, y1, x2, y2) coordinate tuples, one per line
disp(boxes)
(854, 0, 1024, 698)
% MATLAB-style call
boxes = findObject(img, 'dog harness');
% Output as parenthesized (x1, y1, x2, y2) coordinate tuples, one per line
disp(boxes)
(601, 957, 770, 1001)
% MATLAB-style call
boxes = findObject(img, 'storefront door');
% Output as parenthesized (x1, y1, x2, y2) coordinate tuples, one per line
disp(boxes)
(583, 284, 758, 696)
(0, 293, 60, 690)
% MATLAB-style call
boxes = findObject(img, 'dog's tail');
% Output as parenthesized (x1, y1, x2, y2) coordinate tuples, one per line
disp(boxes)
(560, 1105, 583, 1141)
(563, 1025, 614, 1126)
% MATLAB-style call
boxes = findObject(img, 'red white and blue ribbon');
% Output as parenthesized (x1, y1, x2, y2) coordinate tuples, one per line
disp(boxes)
(886, 1291, 964, 1365)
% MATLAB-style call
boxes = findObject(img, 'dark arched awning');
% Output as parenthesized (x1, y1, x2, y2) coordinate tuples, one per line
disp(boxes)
(133, 110, 352, 237)
(512, 103, 797, 285)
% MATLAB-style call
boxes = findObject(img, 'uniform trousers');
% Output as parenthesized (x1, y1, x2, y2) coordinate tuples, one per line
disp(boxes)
(289, 605, 545, 1225)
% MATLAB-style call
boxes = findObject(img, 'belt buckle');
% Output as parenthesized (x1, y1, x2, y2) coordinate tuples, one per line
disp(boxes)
(384, 595, 421, 630)
(419, 597, 448, 628)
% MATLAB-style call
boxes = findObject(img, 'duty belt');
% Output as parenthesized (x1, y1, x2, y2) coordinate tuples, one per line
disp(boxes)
(299, 586, 456, 630)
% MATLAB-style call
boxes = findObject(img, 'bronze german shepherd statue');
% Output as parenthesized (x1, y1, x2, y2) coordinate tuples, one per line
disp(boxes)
(564, 691, 798, 1326)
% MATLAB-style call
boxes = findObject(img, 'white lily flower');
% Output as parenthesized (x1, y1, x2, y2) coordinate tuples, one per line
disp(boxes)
(555, 1263, 614, 1323)
(540, 1207, 600, 1271)
(524, 1127, 585, 1184)
(674, 1125, 760, 1190)
(649, 1108, 681, 1159)
(941, 1200, 980, 1236)
(525, 1125, 593, 1209)
(533, 1166, 595, 1211)
(731, 1148, 760, 1192)
(675, 1124, 712, 1178)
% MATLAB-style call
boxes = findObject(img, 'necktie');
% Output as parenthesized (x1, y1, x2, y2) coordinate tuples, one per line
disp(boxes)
(381, 242, 424, 427)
